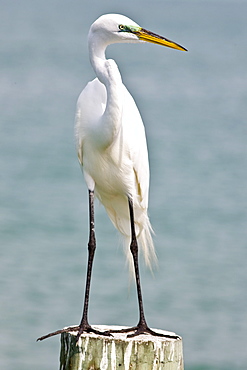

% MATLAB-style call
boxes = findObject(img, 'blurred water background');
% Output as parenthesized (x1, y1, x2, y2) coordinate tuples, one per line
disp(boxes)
(1, 0, 247, 369)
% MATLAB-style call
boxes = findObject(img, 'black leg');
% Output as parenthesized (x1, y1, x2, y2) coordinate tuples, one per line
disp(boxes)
(37, 190, 109, 342)
(77, 189, 96, 333)
(76, 190, 109, 340)
(128, 196, 148, 334)
(107, 197, 179, 339)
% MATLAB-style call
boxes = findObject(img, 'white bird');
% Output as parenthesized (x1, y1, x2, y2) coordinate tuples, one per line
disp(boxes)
(37, 13, 186, 342)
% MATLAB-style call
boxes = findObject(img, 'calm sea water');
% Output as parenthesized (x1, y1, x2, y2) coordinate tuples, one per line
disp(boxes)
(1, 1, 247, 369)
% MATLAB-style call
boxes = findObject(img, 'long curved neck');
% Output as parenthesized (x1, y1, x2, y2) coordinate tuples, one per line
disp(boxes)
(89, 38, 123, 148)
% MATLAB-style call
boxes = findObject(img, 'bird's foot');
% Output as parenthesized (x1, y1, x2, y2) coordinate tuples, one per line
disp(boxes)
(37, 324, 112, 343)
(37, 325, 80, 342)
(106, 322, 180, 340)
(75, 323, 112, 343)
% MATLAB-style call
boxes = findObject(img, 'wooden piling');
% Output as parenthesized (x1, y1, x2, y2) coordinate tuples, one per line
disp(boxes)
(59, 325, 183, 370)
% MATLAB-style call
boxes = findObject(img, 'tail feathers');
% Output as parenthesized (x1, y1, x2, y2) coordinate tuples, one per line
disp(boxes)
(103, 198, 157, 275)
(123, 216, 157, 276)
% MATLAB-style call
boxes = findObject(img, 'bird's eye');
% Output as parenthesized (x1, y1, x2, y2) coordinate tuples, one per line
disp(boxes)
(118, 24, 125, 31)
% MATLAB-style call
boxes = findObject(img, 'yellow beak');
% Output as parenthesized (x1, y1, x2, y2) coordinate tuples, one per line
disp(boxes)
(136, 28, 187, 52)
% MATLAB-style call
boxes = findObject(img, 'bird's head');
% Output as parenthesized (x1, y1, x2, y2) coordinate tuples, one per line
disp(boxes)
(89, 14, 187, 52)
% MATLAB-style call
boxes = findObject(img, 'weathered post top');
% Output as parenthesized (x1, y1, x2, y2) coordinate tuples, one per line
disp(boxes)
(60, 325, 183, 370)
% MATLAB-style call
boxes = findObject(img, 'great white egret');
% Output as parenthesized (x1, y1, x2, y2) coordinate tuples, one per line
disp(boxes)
(37, 13, 186, 342)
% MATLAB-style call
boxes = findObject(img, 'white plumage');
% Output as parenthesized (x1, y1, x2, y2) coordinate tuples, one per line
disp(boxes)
(75, 14, 157, 270)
